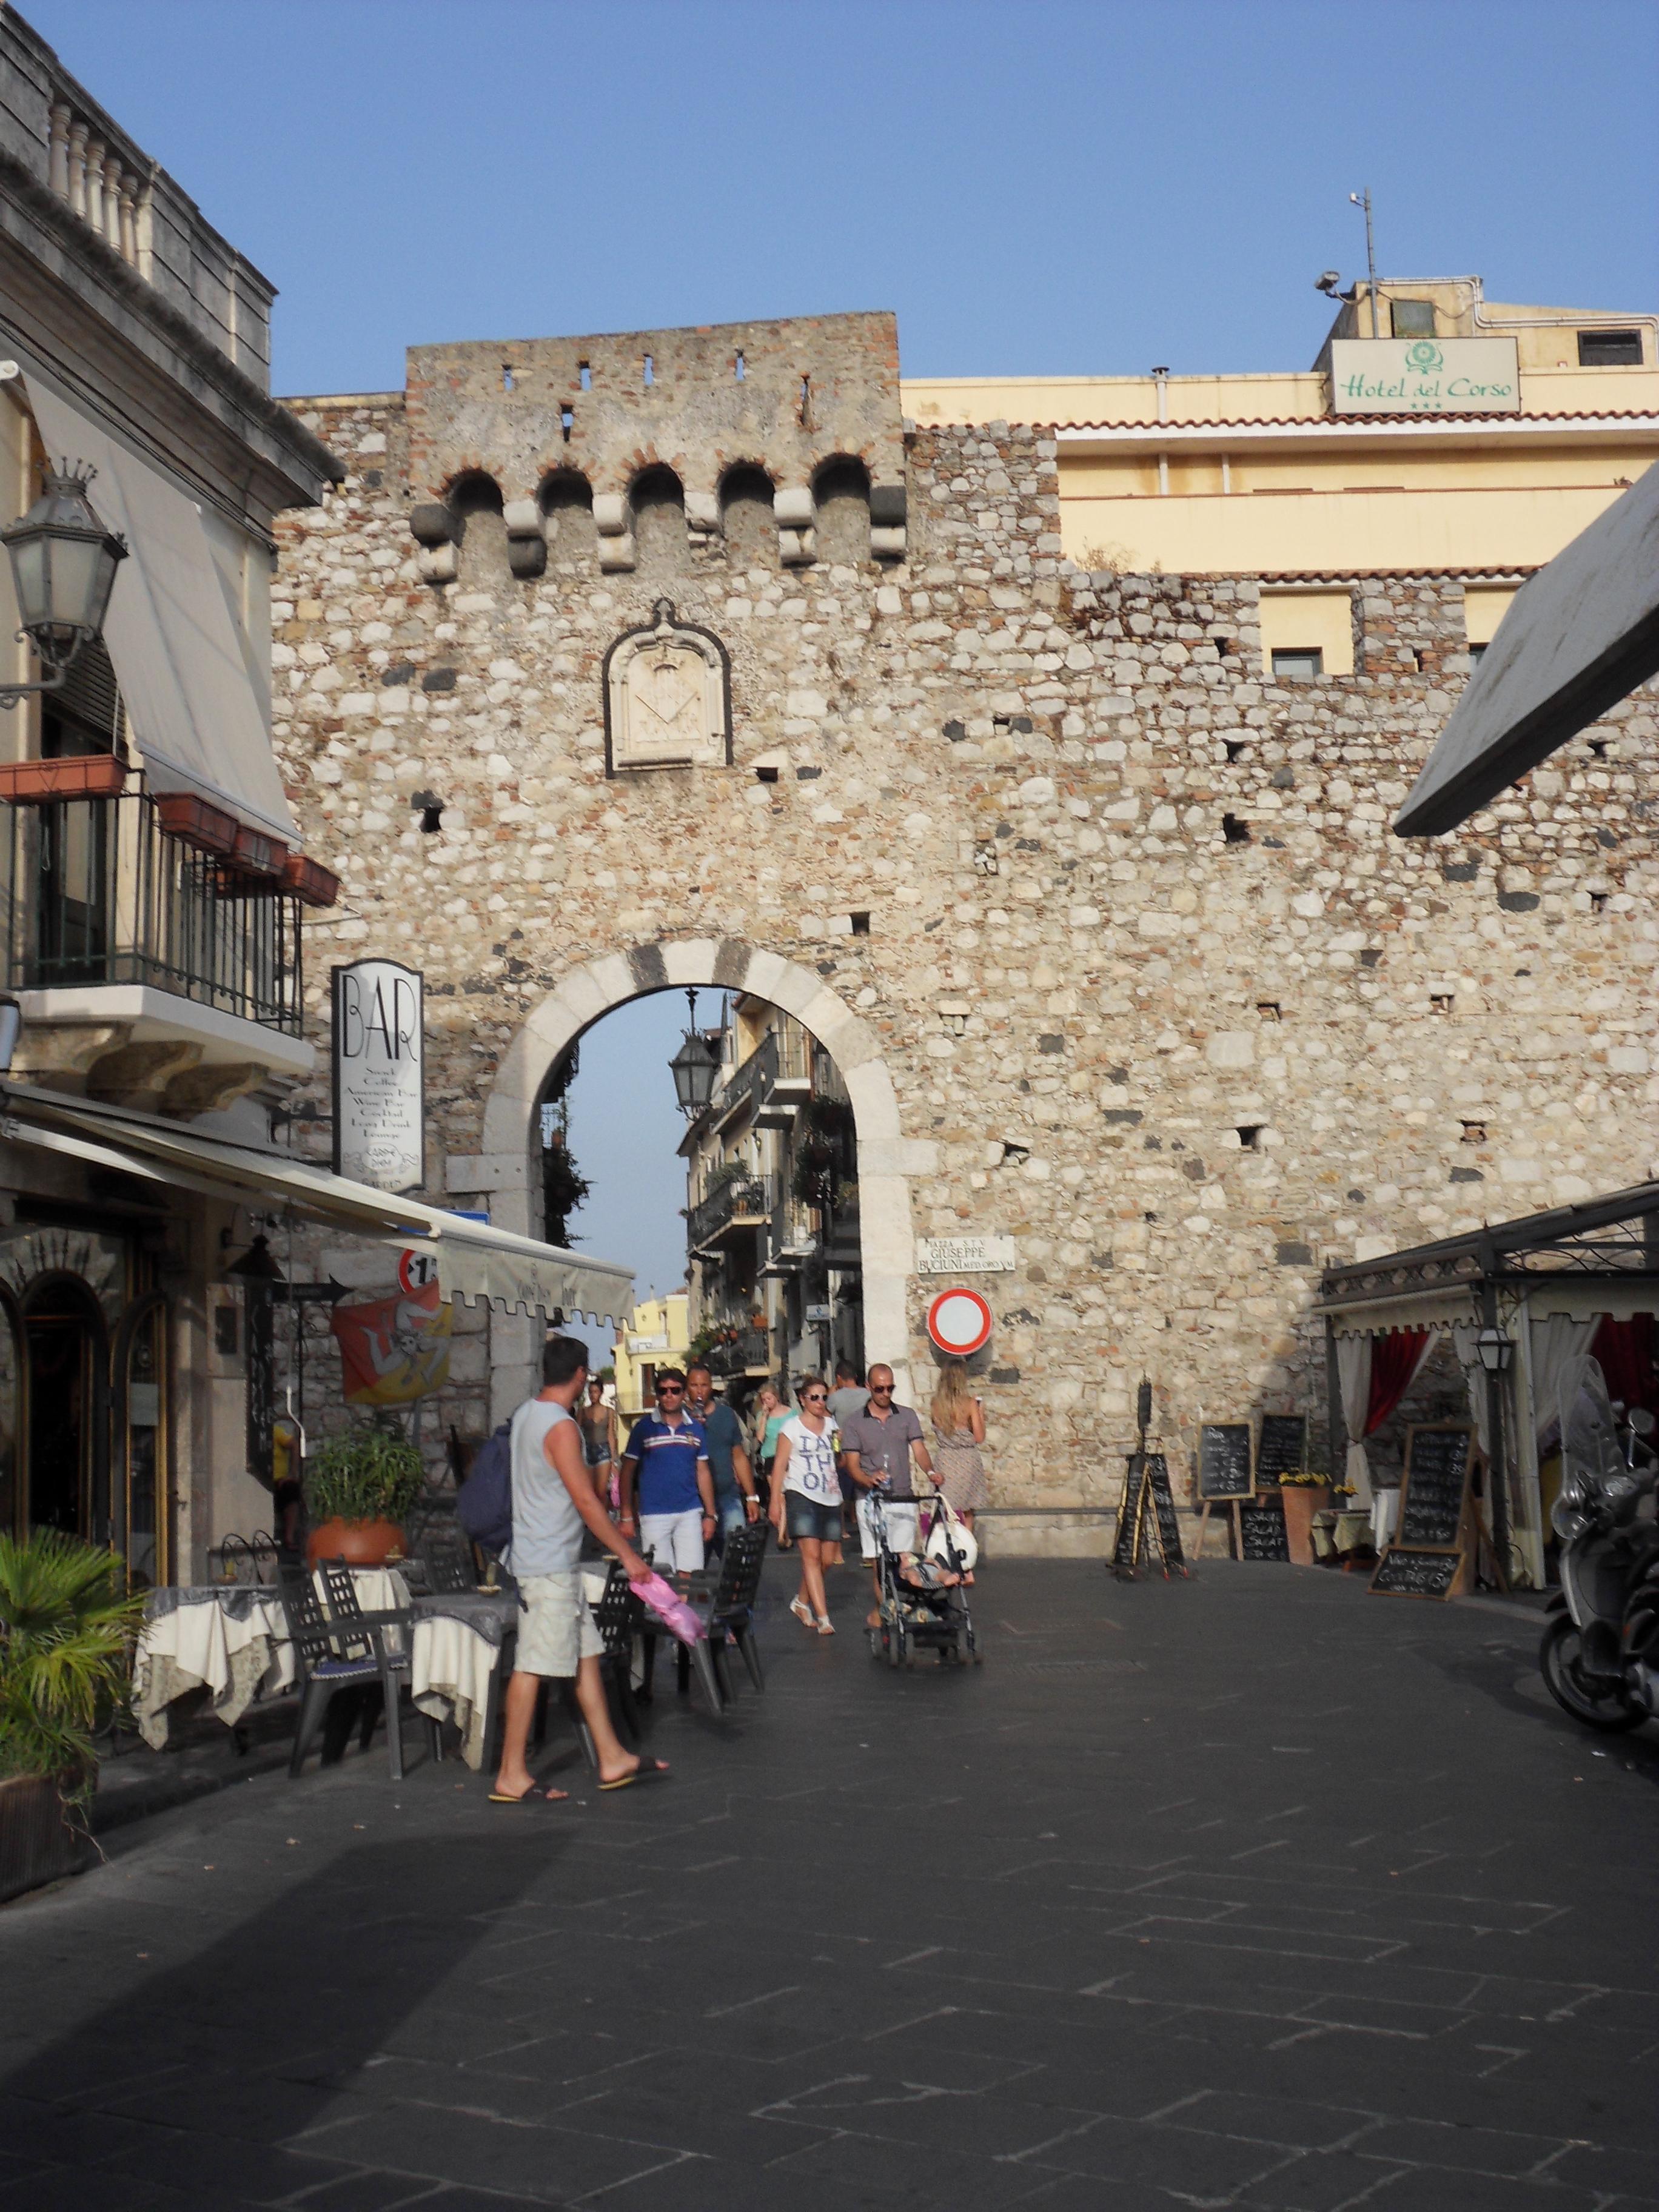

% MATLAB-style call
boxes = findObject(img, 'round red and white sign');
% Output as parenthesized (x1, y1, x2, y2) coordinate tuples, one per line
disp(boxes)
(925, 1285, 993, 1357)
(397, 1247, 439, 1295)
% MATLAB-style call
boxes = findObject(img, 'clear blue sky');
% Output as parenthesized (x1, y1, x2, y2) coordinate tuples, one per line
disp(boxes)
(23, 0, 1654, 1293)
(22, 1, 1658, 397)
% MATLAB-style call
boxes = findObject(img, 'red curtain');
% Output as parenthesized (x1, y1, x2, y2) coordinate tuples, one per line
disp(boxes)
(1591, 1315, 1659, 1423)
(1365, 1327, 1430, 1436)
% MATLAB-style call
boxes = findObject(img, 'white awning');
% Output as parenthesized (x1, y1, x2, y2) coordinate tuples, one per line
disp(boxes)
(0, 1084, 632, 1324)
(21, 371, 297, 844)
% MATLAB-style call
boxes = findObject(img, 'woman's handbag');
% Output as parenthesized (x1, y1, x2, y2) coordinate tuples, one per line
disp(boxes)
(924, 1493, 978, 1572)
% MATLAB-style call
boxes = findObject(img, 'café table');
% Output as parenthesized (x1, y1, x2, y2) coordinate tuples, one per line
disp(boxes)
(133, 1570, 524, 1772)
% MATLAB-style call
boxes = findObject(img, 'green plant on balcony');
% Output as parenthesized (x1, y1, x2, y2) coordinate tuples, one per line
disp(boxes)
(702, 1159, 749, 1195)
(0, 1533, 144, 1802)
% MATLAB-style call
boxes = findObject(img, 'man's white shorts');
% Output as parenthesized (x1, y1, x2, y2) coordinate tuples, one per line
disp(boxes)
(857, 1494, 919, 1560)
(517, 1569, 605, 1678)
(641, 1508, 705, 1572)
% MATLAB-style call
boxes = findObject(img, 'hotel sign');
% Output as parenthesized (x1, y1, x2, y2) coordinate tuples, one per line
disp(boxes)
(1329, 337, 1520, 417)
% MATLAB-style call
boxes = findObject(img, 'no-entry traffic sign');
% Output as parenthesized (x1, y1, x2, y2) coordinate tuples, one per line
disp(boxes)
(398, 1247, 439, 1295)
(925, 1285, 993, 1357)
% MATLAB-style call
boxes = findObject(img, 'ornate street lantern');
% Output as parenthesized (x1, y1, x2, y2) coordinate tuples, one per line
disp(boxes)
(668, 987, 720, 1118)
(0, 461, 127, 706)
(1473, 1325, 1513, 1376)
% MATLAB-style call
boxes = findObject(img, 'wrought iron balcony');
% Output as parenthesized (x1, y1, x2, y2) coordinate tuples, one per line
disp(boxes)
(686, 1170, 776, 1252)
(761, 1195, 820, 1273)
(0, 788, 304, 1033)
(703, 1327, 771, 1379)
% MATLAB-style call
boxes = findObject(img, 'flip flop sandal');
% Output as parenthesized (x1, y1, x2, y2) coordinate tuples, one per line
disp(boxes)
(788, 1597, 814, 1627)
(599, 1759, 670, 1792)
(488, 1784, 565, 1804)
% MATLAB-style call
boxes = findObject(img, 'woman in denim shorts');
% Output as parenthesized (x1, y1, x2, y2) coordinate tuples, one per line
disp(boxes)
(770, 1377, 841, 1635)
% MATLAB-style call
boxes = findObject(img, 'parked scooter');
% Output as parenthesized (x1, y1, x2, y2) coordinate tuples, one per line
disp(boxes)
(1539, 1364, 1658, 1732)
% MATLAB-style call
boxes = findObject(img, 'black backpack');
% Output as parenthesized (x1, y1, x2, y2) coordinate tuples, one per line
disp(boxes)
(457, 1419, 514, 1553)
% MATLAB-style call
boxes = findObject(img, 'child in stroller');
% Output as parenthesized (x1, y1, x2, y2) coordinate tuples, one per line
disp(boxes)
(866, 1483, 980, 1667)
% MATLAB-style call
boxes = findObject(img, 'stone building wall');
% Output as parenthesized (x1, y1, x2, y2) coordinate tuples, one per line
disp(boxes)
(268, 312, 1659, 1546)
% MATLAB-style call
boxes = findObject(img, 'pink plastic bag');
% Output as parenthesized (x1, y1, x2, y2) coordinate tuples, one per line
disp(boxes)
(629, 1570, 706, 1647)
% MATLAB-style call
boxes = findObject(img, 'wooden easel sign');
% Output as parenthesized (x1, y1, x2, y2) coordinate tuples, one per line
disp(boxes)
(1370, 1423, 1475, 1598)
(1196, 1422, 1252, 1557)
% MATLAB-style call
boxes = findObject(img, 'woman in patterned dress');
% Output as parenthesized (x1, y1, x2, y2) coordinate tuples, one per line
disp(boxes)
(929, 1359, 988, 1530)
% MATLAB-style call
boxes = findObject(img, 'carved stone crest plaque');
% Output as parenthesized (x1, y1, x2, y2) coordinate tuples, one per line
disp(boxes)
(603, 598, 731, 774)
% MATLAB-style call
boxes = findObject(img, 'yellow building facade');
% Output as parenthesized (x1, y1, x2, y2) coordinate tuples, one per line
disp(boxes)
(901, 278, 1659, 600)
(610, 1292, 690, 1423)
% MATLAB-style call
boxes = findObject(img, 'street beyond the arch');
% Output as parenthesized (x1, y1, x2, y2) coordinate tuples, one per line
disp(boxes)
(4, 1560, 1656, 2212)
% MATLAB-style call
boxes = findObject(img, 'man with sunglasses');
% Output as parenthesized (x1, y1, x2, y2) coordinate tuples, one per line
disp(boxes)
(841, 1365, 936, 1623)
(618, 1368, 717, 1574)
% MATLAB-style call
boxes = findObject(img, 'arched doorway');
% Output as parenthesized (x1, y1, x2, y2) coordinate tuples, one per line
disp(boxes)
(21, 1273, 107, 1541)
(480, 939, 921, 1420)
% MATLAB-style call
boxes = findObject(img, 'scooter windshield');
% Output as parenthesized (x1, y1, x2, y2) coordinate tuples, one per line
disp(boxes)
(1563, 1358, 1627, 1498)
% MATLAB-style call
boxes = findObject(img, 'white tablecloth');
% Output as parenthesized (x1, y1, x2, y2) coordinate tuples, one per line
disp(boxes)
(135, 1569, 509, 1769)
(133, 1589, 290, 1748)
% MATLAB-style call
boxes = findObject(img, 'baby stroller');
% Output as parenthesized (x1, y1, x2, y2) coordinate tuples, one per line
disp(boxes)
(866, 1486, 980, 1667)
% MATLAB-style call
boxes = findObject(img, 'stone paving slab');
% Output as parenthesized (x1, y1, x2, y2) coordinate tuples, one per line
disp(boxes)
(1, 1560, 1656, 2211)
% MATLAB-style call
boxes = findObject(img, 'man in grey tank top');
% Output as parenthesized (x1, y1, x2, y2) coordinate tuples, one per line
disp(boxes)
(492, 1335, 667, 1802)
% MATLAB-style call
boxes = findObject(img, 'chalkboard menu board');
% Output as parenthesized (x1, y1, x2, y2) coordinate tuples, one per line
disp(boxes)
(1238, 1493, 1290, 1561)
(1255, 1415, 1307, 1486)
(1145, 1454, 1186, 1567)
(1370, 1546, 1459, 1600)
(1398, 1425, 1473, 1550)
(1198, 1423, 1253, 1499)
(1111, 1461, 1145, 1574)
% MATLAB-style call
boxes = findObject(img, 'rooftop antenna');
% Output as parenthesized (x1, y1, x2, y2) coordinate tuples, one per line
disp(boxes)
(1349, 187, 1379, 337)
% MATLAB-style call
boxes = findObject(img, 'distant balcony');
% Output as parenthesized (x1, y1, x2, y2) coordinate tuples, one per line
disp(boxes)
(687, 1171, 775, 1253)
(704, 1327, 771, 1379)
(1, 790, 304, 1030)
(754, 1024, 812, 1128)
(760, 1196, 820, 1274)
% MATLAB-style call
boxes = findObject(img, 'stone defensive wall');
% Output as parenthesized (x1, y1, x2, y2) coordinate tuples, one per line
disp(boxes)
(271, 311, 1658, 1552)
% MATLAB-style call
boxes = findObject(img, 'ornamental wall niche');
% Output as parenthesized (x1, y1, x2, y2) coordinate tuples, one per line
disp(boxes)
(603, 600, 731, 774)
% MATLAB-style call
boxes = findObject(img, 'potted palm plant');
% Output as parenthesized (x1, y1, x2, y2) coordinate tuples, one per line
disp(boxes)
(305, 1424, 426, 1566)
(1, 1532, 144, 1905)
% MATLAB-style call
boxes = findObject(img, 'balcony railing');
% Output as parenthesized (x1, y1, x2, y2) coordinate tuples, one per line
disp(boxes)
(704, 1327, 771, 1379)
(686, 1171, 776, 1252)
(763, 1196, 820, 1272)
(0, 791, 304, 1033)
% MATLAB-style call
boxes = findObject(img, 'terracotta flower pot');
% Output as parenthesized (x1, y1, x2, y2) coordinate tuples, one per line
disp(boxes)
(0, 1772, 93, 1905)
(1280, 1485, 1332, 1567)
(306, 1517, 405, 1567)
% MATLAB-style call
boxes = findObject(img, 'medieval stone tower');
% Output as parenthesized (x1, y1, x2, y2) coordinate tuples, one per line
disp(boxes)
(272, 312, 1657, 1551)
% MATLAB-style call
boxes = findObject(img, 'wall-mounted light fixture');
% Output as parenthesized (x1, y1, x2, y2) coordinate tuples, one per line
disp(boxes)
(0, 461, 127, 708)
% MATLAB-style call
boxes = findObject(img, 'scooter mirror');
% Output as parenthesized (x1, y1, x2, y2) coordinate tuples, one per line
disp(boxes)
(1630, 1409, 1656, 1438)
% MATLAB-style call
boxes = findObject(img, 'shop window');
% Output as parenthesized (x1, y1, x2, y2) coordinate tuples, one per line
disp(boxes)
(1578, 329, 1643, 367)
(1390, 298, 1436, 338)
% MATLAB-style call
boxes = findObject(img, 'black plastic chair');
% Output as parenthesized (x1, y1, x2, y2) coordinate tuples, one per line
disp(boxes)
(414, 1523, 477, 1595)
(278, 1563, 434, 1781)
(591, 1563, 646, 1744)
(692, 1520, 768, 1698)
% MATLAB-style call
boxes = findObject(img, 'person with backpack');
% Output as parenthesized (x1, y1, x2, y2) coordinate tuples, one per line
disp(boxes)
(485, 1335, 666, 1803)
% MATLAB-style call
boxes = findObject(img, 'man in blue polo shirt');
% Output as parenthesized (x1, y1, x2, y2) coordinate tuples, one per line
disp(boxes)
(619, 1367, 717, 1572)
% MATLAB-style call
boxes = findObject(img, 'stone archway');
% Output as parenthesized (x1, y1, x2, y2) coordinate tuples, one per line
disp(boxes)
(478, 938, 927, 1418)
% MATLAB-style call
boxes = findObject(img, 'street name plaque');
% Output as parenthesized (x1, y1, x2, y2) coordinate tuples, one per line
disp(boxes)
(916, 1235, 1017, 1275)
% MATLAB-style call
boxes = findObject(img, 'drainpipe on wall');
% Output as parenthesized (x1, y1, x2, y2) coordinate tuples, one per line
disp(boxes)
(1477, 1235, 1512, 1585)
(1152, 368, 1170, 497)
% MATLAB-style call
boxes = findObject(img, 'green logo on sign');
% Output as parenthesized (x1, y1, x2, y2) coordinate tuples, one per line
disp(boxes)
(1406, 340, 1445, 373)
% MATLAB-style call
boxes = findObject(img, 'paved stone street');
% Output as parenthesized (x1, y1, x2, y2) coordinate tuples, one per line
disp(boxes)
(2, 1561, 1657, 2212)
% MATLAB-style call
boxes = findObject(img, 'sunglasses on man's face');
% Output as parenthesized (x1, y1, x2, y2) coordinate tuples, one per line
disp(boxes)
(870, 1383, 894, 1393)
(657, 1385, 685, 1398)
